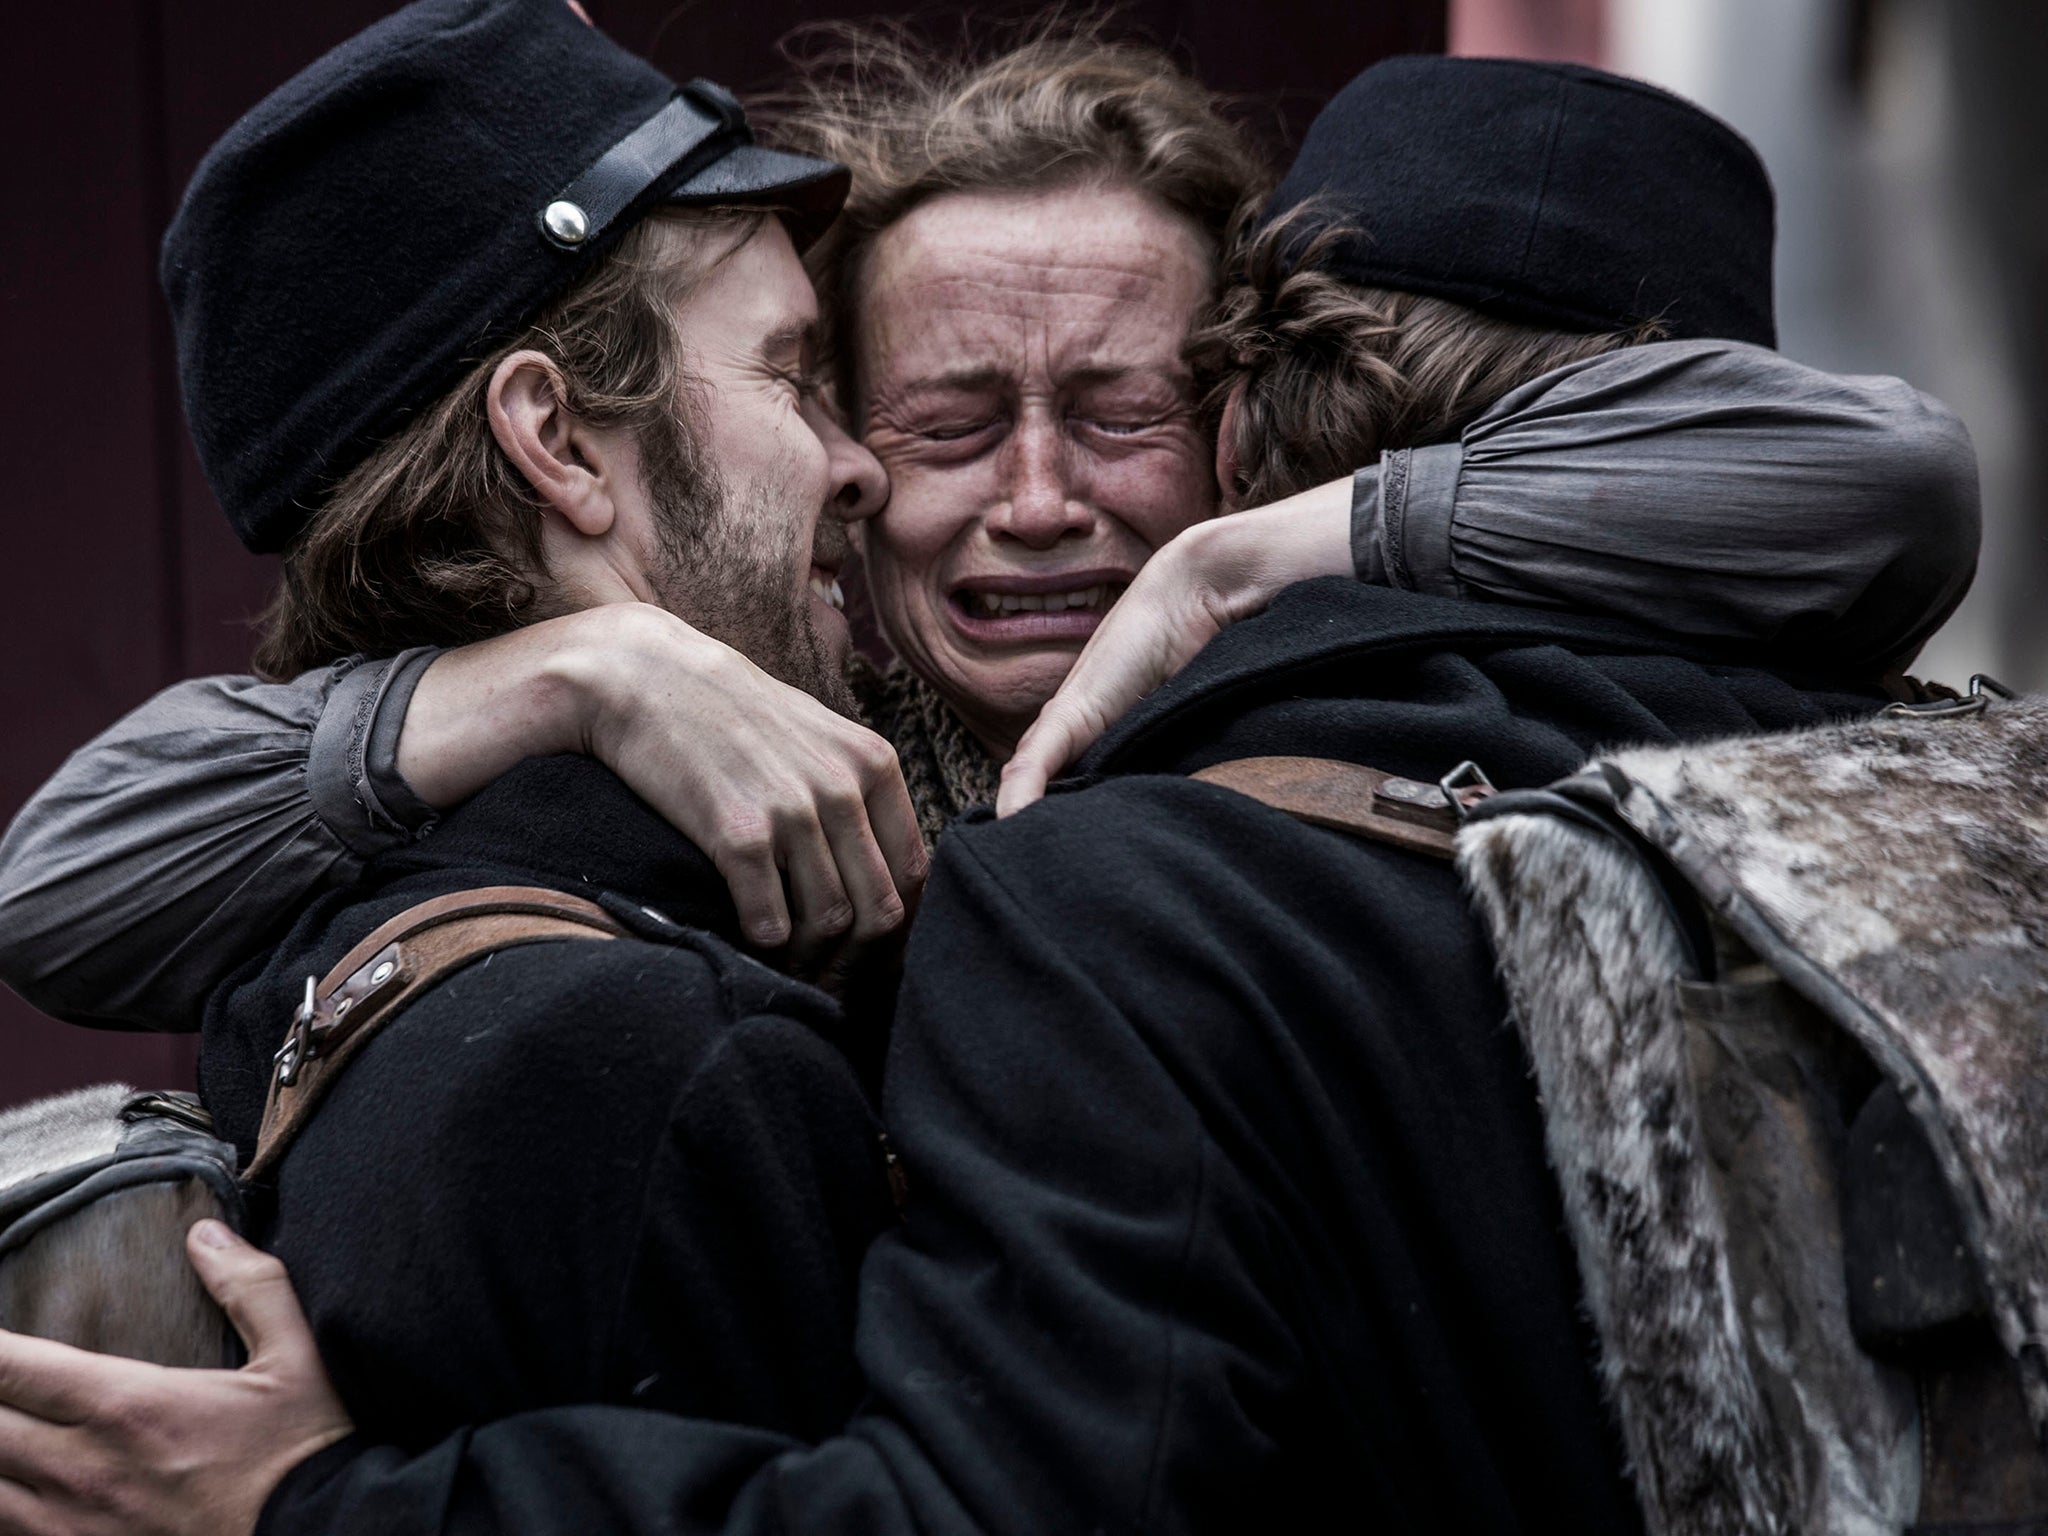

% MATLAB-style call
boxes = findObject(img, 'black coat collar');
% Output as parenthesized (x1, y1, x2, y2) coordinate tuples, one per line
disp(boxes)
(367, 754, 744, 946)
(1082, 579, 1885, 789)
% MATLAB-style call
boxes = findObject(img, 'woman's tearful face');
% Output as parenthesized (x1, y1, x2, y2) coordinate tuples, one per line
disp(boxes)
(855, 182, 1219, 754)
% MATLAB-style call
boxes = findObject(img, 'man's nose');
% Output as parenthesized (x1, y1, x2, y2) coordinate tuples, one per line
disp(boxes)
(988, 413, 1091, 548)
(812, 399, 889, 524)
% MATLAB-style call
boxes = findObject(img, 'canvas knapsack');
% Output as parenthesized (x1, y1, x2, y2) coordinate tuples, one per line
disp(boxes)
(0, 1085, 243, 1366)
(1452, 682, 2048, 1536)
(1198, 681, 2048, 1535)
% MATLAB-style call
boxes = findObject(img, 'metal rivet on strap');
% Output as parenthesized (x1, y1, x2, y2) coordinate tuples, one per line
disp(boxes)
(370, 960, 396, 985)
(542, 200, 589, 245)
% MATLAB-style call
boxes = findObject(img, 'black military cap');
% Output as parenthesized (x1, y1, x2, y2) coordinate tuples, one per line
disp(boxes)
(163, 0, 849, 554)
(1264, 56, 1776, 348)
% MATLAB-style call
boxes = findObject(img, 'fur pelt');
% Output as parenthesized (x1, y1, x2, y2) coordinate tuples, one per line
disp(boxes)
(1459, 695, 2048, 1536)
(0, 1082, 133, 1203)
(1462, 817, 1808, 1536)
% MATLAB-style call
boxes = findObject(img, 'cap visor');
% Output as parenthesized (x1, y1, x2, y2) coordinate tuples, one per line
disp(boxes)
(663, 144, 849, 250)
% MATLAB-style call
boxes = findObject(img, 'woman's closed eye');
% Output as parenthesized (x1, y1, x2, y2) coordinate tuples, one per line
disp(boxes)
(1076, 413, 1161, 436)
(913, 412, 1006, 443)
(1071, 403, 1191, 439)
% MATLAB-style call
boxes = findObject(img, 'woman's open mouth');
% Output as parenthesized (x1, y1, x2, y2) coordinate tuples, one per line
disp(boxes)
(946, 570, 1130, 642)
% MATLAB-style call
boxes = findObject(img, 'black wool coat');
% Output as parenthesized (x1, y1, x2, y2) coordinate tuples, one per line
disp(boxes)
(202, 756, 898, 1451)
(256, 580, 1886, 1536)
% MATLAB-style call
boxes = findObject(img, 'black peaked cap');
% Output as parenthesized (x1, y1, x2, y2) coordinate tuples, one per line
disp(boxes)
(163, 0, 849, 554)
(1265, 56, 1776, 347)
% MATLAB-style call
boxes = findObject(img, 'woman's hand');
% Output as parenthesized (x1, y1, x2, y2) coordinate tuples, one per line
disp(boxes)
(0, 1222, 351, 1536)
(398, 605, 927, 977)
(998, 476, 1355, 815)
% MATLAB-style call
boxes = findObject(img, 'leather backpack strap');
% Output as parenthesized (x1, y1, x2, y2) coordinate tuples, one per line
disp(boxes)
(1190, 756, 1496, 861)
(244, 886, 626, 1182)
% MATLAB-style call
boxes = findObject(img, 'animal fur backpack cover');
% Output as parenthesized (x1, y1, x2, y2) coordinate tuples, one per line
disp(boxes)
(1458, 689, 2048, 1536)
(0, 1084, 242, 1366)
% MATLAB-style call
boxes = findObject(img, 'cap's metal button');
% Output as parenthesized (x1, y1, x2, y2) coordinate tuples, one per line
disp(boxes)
(543, 200, 589, 245)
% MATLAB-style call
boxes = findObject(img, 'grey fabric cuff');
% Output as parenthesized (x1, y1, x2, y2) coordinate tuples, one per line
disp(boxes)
(365, 647, 441, 832)
(306, 647, 442, 856)
(1379, 442, 1465, 598)
(1350, 464, 1387, 584)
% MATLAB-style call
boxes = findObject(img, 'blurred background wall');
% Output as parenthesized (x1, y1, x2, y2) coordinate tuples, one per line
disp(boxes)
(5, 0, 2040, 1109)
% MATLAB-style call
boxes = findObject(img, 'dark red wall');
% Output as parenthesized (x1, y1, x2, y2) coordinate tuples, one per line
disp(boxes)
(1, 0, 1443, 1111)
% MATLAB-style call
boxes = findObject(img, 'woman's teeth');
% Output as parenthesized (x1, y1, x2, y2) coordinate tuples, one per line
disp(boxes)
(809, 575, 845, 611)
(967, 584, 1115, 617)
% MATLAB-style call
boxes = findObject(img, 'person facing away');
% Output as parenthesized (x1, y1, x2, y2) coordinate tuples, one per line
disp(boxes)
(0, 45, 1982, 1536)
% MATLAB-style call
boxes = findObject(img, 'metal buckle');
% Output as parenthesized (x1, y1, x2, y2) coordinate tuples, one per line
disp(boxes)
(1438, 760, 1498, 822)
(1881, 673, 2015, 720)
(274, 975, 317, 1088)
(120, 1091, 216, 1133)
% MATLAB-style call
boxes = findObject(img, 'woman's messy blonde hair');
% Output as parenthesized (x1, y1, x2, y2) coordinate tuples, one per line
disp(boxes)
(758, 17, 1270, 417)
(1194, 204, 1666, 508)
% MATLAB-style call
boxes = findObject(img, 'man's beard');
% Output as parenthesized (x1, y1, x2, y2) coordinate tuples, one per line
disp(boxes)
(640, 429, 856, 718)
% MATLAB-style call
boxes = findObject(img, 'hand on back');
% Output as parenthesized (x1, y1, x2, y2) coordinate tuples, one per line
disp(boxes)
(0, 1223, 347, 1536)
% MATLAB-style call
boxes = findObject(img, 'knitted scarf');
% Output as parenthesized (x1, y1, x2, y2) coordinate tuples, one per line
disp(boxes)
(848, 655, 1003, 849)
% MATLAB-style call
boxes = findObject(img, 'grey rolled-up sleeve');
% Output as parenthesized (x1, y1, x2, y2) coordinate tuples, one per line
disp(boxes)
(0, 648, 440, 1032)
(1352, 338, 1981, 674)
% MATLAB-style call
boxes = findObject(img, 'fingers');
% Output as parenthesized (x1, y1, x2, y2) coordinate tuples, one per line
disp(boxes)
(0, 1330, 115, 1425)
(0, 1475, 62, 1536)
(818, 799, 903, 946)
(0, 1399, 74, 1493)
(778, 813, 856, 976)
(999, 562, 1224, 816)
(184, 1223, 319, 1376)
(712, 820, 794, 950)
(997, 711, 1070, 816)
(862, 753, 929, 915)
(1000, 679, 1114, 816)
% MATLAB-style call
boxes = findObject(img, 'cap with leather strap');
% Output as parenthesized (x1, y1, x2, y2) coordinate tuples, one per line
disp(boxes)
(161, 0, 850, 555)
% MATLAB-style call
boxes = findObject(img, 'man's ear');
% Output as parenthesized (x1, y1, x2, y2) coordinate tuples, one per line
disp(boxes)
(1215, 378, 1247, 511)
(487, 350, 617, 538)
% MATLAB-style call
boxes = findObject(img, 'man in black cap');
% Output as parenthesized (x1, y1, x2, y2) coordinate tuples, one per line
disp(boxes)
(1, 0, 926, 1502)
(0, 52, 1975, 1536)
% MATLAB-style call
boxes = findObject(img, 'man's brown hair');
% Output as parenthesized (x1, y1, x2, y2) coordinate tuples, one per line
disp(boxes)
(758, 19, 1269, 419)
(1196, 207, 1665, 508)
(253, 211, 760, 680)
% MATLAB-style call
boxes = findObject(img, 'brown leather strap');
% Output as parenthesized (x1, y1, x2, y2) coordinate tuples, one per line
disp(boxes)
(244, 886, 625, 1182)
(1190, 756, 1495, 861)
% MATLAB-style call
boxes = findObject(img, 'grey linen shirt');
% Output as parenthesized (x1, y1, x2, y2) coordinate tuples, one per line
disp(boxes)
(0, 649, 439, 1029)
(0, 340, 1981, 1032)
(1351, 339, 1978, 674)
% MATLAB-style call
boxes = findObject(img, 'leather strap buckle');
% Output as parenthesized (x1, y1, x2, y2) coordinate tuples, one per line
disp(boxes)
(1192, 756, 1498, 862)
(246, 887, 628, 1182)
